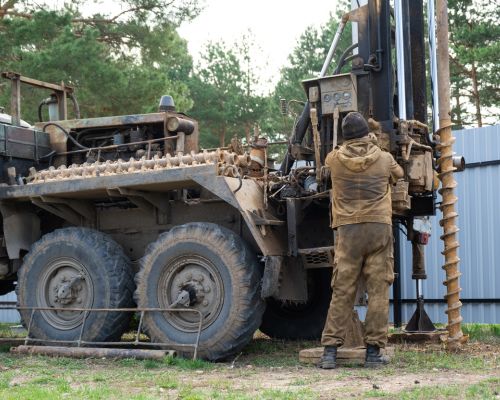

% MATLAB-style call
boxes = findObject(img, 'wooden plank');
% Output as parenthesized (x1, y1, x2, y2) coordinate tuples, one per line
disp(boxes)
(299, 346, 395, 365)
(389, 331, 447, 344)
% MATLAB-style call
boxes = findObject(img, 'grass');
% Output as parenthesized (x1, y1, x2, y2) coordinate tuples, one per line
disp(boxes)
(239, 337, 319, 367)
(363, 377, 500, 399)
(0, 323, 25, 338)
(389, 346, 495, 372)
(463, 323, 500, 342)
(0, 325, 497, 399)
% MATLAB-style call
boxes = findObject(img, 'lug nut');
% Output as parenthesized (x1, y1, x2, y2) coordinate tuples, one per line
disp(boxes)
(204, 287, 211, 293)
(197, 274, 204, 282)
(202, 300, 209, 306)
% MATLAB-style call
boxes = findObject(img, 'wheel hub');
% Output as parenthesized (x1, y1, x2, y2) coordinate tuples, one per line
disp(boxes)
(54, 275, 84, 305)
(38, 258, 94, 330)
(158, 255, 223, 332)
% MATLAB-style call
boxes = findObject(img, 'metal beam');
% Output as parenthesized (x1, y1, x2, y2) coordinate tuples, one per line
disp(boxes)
(39, 196, 96, 222)
(1, 72, 74, 93)
(31, 198, 81, 226)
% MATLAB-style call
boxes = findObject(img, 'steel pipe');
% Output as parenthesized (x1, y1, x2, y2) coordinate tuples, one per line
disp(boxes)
(428, 0, 440, 133)
(320, 14, 349, 77)
(394, 0, 407, 120)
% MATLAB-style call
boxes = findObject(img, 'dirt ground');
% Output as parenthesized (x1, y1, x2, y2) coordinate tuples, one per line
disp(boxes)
(0, 335, 498, 399)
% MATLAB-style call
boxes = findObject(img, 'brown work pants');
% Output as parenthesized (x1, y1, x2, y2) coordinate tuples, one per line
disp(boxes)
(321, 222, 394, 348)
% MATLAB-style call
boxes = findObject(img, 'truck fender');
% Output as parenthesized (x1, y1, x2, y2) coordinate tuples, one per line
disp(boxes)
(0, 202, 40, 259)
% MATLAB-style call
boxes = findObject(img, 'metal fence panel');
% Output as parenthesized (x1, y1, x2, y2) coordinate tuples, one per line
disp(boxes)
(396, 125, 500, 323)
(0, 291, 20, 323)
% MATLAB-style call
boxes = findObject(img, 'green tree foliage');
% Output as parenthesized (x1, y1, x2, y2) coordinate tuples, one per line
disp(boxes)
(448, 0, 500, 127)
(188, 38, 268, 148)
(264, 1, 352, 143)
(0, 0, 201, 122)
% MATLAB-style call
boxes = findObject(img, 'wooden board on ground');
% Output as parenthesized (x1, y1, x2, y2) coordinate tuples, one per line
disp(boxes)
(299, 346, 395, 365)
(389, 330, 447, 344)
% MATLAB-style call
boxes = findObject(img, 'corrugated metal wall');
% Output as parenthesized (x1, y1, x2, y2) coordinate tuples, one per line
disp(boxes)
(0, 126, 499, 324)
(0, 291, 20, 323)
(394, 125, 500, 324)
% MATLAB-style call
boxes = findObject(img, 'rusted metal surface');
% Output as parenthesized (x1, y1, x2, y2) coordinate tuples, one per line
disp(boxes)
(0, 305, 203, 359)
(25, 149, 248, 184)
(224, 177, 286, 256)
(436, 0, 464, 349)
(0, 202, 40, 259)
(12, 345, 175, 360)
(0, 124, 52, 160)
(2, 71, 74, 124)
(1, 72, 74, 94)
(9, 74, 21, 127)
(34, 112, 200, 156)
(0, 164, 216, 201)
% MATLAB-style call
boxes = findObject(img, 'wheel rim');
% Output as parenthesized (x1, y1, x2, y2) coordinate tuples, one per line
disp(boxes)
(157, 255, 224, 332)
(37, 257, 94, 330)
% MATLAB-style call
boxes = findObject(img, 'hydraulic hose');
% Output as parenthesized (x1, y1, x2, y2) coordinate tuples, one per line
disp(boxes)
(279, 102, 311, 175)
(333, 43, 359, 74)
(42, 122, 89, 150)
(38, 101, 45, 122)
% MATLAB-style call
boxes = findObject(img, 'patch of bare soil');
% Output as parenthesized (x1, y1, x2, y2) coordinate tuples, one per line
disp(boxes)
(174, 342, 500, 398)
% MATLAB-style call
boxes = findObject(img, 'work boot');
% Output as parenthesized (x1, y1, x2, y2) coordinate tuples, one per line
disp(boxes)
(364, 344, 389, 368)
(318, 346, 337, 369)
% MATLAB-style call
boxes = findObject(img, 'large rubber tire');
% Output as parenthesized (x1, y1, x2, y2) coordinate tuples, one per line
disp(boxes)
(16, 227, 134, 343)
(260, 268, 332, 340)
(135, 222, 265, 361)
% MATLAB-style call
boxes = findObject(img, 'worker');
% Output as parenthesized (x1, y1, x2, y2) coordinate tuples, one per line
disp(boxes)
(319, 112, 403, 369)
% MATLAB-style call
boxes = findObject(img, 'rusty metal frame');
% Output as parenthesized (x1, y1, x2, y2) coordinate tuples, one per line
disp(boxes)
(1, 72, 74, 126)
(0, 306, 203, 360)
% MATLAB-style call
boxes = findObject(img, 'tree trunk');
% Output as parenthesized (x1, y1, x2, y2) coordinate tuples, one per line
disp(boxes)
(219, 126, 226, 147)
(454, 95, 463, 129)
(244, 124, 251, 145)
(470, 63, 482, 127)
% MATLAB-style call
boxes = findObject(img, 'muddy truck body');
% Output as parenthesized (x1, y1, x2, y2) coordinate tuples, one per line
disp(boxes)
(0, 0, 463, 360)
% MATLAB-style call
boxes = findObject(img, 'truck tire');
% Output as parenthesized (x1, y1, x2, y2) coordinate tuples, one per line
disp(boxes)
(260, 268, 332, 340)
(16, 227, 134, 343)
(135, 222, 265, 361)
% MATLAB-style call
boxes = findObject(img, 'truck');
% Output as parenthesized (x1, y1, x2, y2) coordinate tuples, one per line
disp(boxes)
(0, 0, 463, 360)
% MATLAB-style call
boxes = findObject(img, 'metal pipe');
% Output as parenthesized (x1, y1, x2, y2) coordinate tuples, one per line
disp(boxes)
(393, 224, 402, 328)
(428, 0, 440, 133)
(394, 0, 407, 120)
(417, 279, 423, 299)
(57, 135, 178, 156)
(409, 0, 427, 123)
(401, 0, 414, 119)
(320, 14, 349, 77)
(436, 0, 464, 350)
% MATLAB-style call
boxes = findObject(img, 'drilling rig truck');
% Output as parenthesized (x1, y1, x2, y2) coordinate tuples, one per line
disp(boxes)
(0, 0, 463, 360)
